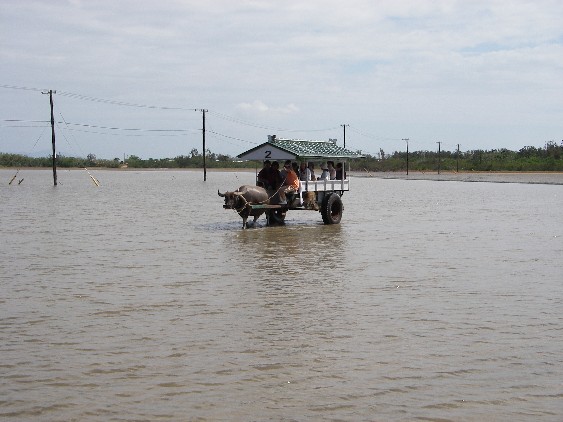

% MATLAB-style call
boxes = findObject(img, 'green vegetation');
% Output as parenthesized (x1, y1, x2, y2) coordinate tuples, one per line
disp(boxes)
(0, 148, 249, 170)
(355, 141, 563, 172)
(2, 142, 562, 172)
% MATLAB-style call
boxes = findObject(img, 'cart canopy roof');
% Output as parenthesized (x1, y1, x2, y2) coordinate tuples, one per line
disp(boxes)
(237, 136, 364, 161)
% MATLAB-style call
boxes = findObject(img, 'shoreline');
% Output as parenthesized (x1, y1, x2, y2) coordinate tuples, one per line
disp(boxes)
(351, 170, 563, 185)
(2, 167, 562, 185)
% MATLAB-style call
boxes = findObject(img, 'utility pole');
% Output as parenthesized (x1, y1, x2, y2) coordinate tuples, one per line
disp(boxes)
(200, 109, 208, 181)
(436, 141, 442, 174)
(402, 138, 409, 175)
(341, 124, 349, 148)
(456, 144, 460, 173)
(42, 89, 57, 185)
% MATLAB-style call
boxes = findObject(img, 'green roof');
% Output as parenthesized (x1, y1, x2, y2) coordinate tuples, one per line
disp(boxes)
(238, 137, 364, 161)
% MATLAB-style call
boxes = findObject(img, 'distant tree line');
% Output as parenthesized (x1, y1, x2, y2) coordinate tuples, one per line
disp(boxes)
(124, 148, 250, 169)
(1, 141, 562, 172)
(0, 148, 249, 169)
(354, 141, 563, 172)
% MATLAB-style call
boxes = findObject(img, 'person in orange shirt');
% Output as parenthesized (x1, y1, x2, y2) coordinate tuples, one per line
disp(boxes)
(278, 160, 299, 204)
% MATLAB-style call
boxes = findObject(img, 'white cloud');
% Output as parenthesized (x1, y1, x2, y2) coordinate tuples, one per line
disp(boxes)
(1, 0, 562, 157)
(236, 101, 299, 116)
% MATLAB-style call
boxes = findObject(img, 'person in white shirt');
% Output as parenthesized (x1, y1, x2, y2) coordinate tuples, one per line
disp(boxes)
(299, 161, 314, 181)
(327, 161, 336, 180)
(318, 162, 330, 180)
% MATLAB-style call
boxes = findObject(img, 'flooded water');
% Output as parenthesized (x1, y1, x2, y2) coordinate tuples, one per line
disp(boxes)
(1, 169, 562, 421)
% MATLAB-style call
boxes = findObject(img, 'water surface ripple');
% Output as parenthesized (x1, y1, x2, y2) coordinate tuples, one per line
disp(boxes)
(1, 169, 562, 421)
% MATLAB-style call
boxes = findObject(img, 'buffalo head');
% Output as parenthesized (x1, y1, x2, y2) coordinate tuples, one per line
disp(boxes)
(218, 189, 246, 210)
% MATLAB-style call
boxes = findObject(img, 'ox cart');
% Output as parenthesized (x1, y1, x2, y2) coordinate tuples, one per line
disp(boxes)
(219, 136, 364, 228)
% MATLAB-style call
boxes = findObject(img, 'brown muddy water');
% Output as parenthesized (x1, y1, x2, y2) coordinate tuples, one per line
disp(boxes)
(1, 169, 562, 421)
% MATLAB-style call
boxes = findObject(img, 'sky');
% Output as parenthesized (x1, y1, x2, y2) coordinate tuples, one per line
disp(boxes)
(1, 0, 562, 159)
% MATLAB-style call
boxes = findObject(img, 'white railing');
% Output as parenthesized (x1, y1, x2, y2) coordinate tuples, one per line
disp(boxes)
(254, 178, 349, 207)
(299, 179, 349, 194)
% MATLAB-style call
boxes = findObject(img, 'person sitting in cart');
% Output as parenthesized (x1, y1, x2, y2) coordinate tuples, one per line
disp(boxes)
(278, 160, 297, 182)
(291, 162, 300, 177)
(335, 162, 346, 180)
(327, 161, 336, 180)
(307, 162, 316, 180)
(299, 162, 311, 181)
(257, 160, 272, 188)
(271, 161, 282, 189)
(318, 162, 330, 180)
(279, 160, 289, 180)
(278, 160, 300, 205)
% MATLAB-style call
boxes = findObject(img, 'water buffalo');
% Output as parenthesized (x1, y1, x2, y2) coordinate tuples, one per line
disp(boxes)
(218, 185, 270, 229)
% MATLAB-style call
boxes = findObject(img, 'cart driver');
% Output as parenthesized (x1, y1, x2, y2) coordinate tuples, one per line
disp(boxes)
(278, 160, 299, 205)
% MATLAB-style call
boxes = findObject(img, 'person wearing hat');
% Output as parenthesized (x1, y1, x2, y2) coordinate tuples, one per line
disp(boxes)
(318, 162, 330, 180)
(315, 162, 330, 207)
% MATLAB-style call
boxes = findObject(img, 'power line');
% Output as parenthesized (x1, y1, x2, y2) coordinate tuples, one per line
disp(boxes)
(2, 85, 378, 153)
(3, 85, 340, 137)
(58, 124, 197, 138)
(2, 119, 49, 123)
(0, 124, 49, 128)
(208, 110, 339, 133)
(347, 125, 401, 143)
(57, 91, 197, 111)
(57, 121, 193, 133)
(206, 110, 285, 131)
(0, 84, 44, 92)
(207, 130, 257, 146)
(1, 84, 198, 111)
(2, 119, 195, 134)
(0, 119, 50, 128)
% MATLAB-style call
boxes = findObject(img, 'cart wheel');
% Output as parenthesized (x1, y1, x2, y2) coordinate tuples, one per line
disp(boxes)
(266, 209, 286, 226)
(321, 193, 343, 224)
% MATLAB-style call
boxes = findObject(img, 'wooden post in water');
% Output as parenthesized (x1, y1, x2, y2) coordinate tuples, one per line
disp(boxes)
(456, 143, 460, 173)
(201, 109, 208, 181)
(437, 141, 441, 175)
(402, 138, 409, 175)
(42, 89, 57, 186)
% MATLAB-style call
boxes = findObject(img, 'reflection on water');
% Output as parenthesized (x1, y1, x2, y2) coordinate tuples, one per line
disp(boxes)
(229, 223, 346, 277)
(1, 169, 562, 421)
